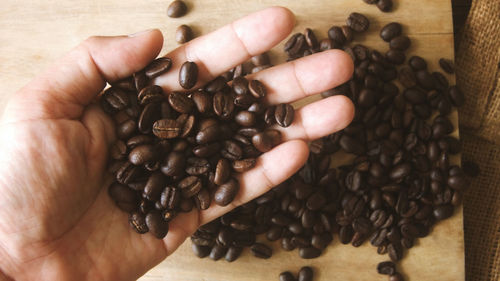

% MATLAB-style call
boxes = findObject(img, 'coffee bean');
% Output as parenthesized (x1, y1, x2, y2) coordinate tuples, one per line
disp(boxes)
(192, 244, 210, 258)
(161, 152, 185, 177)
(387, 242, 403, 261)
(145, 57, 172, 79)
(275, 103, 295, 127)
(251, 243, 272, 259)
(439, 58, 454, 74)
(390, 36, 411, 51)
(138, 102, 161, 134)
(235, 111, 257, 127)
(178, 176, 202, 198)
(279, 271, 296, 281)
(186, 157, 210, 175)
(377, 261, 396, 275)
(129, 212, 149, 234)
(249, 80, 267, 98)
(153, 119, 181, 139)
(214, 158, 231, 185)
(251, 53, 270, 66)
(252, 129, 282, 153)
(225, 246, 243, 262)
(214, 178, 239, 206)
(386, 49, 406, 65)
(377, 0, 393, 12)
(304, 28, 319, 49)
(209, 244, 227, 261)
(160, 186, 181, 210)
(167, 0, 187, 18)
(328, 26, 346, 45)
(299, 247, 322, 259)
(221, 140, 243, 160)
(346, 13, 370, 32)
(138, 85, 164, 105)
(433, 204, 454, 220)
(194, 188, 210, 210)
(297, 266, 313, 281)
(175, 24, 193, 44)
(110, 140, 127, 160)
(404, 88, 426, 104)
(129, 145, 155, 166)
(447, 86, 465, 107)
(213, 91, 235, 119)
(169, 92, 194, 113)
(102, 87, 129, 111)
(179, 61, 198, 89)
(146, 211, 168, 238)
(339, 134, 365, 155)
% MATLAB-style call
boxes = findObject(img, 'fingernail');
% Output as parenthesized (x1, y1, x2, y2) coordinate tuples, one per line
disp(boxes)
(128, 29, 155, 37)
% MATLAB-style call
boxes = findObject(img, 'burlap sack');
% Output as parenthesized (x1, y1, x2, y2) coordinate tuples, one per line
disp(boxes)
(455, 0, 500, 280)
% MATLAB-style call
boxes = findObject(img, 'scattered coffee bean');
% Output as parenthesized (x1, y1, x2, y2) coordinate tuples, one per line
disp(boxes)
(439, 58, 455, 74)
(297, 266, 314, 281)
(167, 0, 187, 18)
(380, 22, 402, 42)
(251, 243, 272, 259)
(176, 24, 193, 44)
(347, 13, 370, 32)
(179, 61, 198, 89)
(279, 271, 296, 281)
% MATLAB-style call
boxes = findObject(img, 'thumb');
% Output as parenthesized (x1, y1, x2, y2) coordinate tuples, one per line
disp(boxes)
(3, 29, 164, 122)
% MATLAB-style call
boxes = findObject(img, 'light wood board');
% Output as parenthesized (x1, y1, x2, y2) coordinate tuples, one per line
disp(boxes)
(0, 0, 463, 280)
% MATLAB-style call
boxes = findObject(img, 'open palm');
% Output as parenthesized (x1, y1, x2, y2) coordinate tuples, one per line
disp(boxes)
(0, 7, 353, 281)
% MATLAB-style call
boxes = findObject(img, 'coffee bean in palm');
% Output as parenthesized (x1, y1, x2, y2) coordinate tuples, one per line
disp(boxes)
(167, 0, 187, 18)
(168, 91, 193, 113)
(179, 61, 198, 89)
(214, 178, 239, 206)
(145, 211, 168, 239)
(190, 91, 212, 114)
(232, 76, 249, 95)
(377, 261, 396, 275)
(153, 119, 181, 139)
(299, 247, 321, 259)
(128, 145, 155, 166)
(439, 58, 454, 74)
(185, 157, 210, 175)
(377, 0, 393, 12)
(160, 186, 180, 210)
(447, 86, 465, 107)
(175, 24, 193, 44)
(214, 158, 231, 185)
(235, 111, 257, 127)
(279, 271, 296, 281)
(129, 212, 149, 234)
(102, 87, 129, 111)
(194, 188, 210, 210)
(178, 176, 202, 198)
(319, 38, 336, 51)
(213, 91, 235, 119)
(252, 129, 282, 153)
(138, 85, 164, 105)
(298, 266, 313, 281)
(145, 57, 172, 79)
(231, 158, 256, 173)
(249, 80, 267, 98)
(275, 103, 294, 127)
(251, 243, 272, 259)
(346, 13, 370, 32)
(284, 33, 302, 53)
(161, 151, 185, 177)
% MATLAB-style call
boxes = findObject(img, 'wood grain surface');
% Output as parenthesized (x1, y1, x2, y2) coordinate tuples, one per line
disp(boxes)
(0, 1, 463, 281)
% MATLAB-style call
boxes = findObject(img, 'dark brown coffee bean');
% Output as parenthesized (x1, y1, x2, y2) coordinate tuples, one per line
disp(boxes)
(252, 129, 282, 153)
(110, 140, 127, 160)
(179, 61, 198, 89)
(232, 76, 249, 95)
(221, 140, 243, 160)
(284, 33, 302, 52)
(232, 158, 256, 173)
(275, 103, 294, 127)
(145, 211, 168, 239)
(319, 38, 336, 51)
(251, 243, 272, 259)
(390, 36, 411, 51)
(213, 91, 235, 119)
(196, 123, 221, 144)
(311, 233, 333, 250)
(192, 244, 210, 258)
(145, 57, 172, 78)
(142, 172, 166, 201)
(129, 212, 148, 234)
(102, 87, 129, 111)
(380, 23, 402, 42)
(112, 77, 135, 92)
(432, 71, 449, 91)
(416, 70, 435, 90)
(133, 71, 147, 92)
(404, 88, 426, 104)
(168, 92, 193, 113)
(304, 28, 319, 49)
(167, 0, 187, 18)
(161, 152, 185, 177)
(279, 271, 296, 281)
(153, 119, 181, 139)
(409, 56, 427, 70)
(433, 204, 454, 220)
(214, 158, 231, 185)
(225, 246, 243, 262)
(175, 24, 193, 44)
(249, 80, 267, 98)
(160, 186, 181, 210)
(339, 134, 365, 155)
(193, 188, 210, 210)
(388, 242, 403, 261)
(447, 86, 465, 107)
(139, 104, 161, 135)
(109, 182, 138, 212)
(390, 272, 405, 281)
(185, 157, 210, 175)
(209, 244, 227, 261)
(191, 90, 212, 114)
(138, 85, 164, 105)
(377, 0, 393, 12)
(214, 178, 239, 206)
(129, 145, 155, 166)
(299, 247, 321, 259)
(328, 26, 346, 45)
(377, 261, 396, 275)
(297, 266, 313, 281)
(346, 12, 370, 32)
(178, 176, 202, 198)
(235, 111, 257, 127)
(439, 58, 455, 74)
(251, 53, 270, 66)
(386, 49, 406, 65)
(116, 161, 143, 185)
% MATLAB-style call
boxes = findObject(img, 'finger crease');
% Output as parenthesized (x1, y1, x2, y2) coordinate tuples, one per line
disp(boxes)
(229, 21, 254, 59)
(290, 60, 308, 99)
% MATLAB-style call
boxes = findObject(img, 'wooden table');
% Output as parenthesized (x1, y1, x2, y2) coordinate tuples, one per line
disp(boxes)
(0, 1, 463, 280)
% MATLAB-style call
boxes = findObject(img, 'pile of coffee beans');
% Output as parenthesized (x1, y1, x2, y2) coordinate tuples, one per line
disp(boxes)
(102, 56, 295, 239)
(188, 11, 468, 281)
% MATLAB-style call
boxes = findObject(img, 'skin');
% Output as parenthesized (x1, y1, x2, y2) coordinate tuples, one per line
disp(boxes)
(0, 7, 354, 281)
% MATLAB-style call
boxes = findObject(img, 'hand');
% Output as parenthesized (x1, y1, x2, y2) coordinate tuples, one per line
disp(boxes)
(0, 7, 353, 281)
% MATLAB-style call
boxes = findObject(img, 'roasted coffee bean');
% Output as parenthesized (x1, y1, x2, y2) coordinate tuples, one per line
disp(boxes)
(433, 204, 454, 220)
(319, 38, 336, 51)
(339, 134, 365, 155)
(390, 36, 411, 51)
(175, 24, 193, 44)
(138, 85, 164, 105)
(153, 119, 181, 139)
(194, 188, 210, 210)
(304, 28, 319, 49)
(251, 243, 272, 259)
(192, 244, 211, 258)
(416, 70, 435, 90)
(377, 0, 393, 11)
(129, 212, 149, 234)
(110, 140, 127, 160)
(432, 71, 449, 91)
(386, 49, 406, 65)
(447, 86, 465, 107)
(209, 244, 227, 261)
(232, 158, 256, 172)
(214, 158, 231, 185)
(213, 91, 235, 119)
(145, 211, 168, 238)
(347, 12, 370, 32)
(251, 52, 271, 66)
(311, 233, 333, 250)
(179, 61, 198, 89)
(252, 130, 282, 153)
(191, 91, 212, 114)
(439, 58, 455, 74)
(221, 140, 243, 160)
(161, 152, 185, 177)
(160, 186, 181, 210)
(214, 178, 239, 206)
(116, 161, 143, 185)
(225, 246, 243, 262)
(404, 88, 426, 104)
(129, 145, 156, 166)
(186, 157, 210, 175)
(116, 119, 137, 140)
(102, 87, 129, 111)
(409, 56, 427, 71)
(377, 261, 396, 275)
(145, 57, 172, 78)
(235, 111, 257, 127)
(178, 176, 202, 198)
(279, 271, 296, 281)
(138, 102, 161, 134)
(249, 80, 267, 98)
(169, 91, 194, 113)
(275, 103, 295, 127)
(143, 172, 166, 201)
(167, 0, 187, 18)
(232, 76, 249, 95)
(133, 71, 147, 92)
(299, 247, 322, 259)
(388, 242, 403, 261)
(328, 26, 346, 45)
(297, 266, 313, 281)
